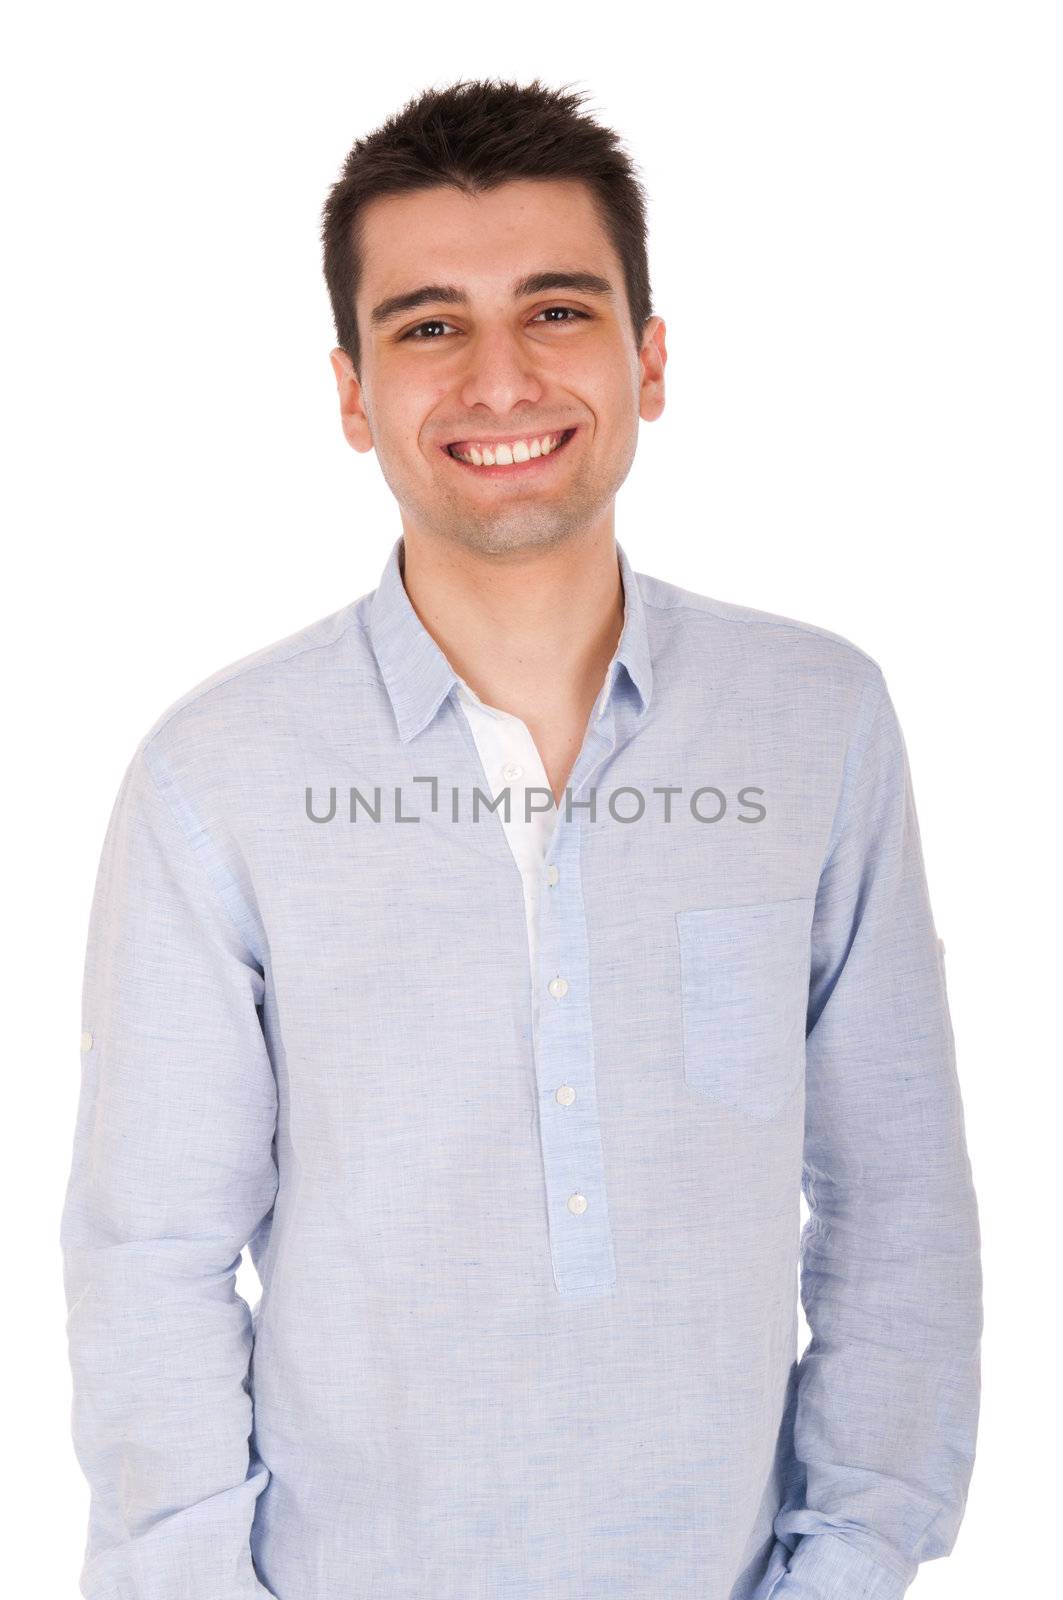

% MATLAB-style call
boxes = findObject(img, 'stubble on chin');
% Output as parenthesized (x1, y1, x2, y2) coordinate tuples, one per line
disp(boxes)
(378, 430, 632, 560)
(435, 504, 581, 558)
(425, 457, 615, 559)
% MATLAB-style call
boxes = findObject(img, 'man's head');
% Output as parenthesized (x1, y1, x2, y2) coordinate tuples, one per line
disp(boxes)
(322, 78, 666, 558)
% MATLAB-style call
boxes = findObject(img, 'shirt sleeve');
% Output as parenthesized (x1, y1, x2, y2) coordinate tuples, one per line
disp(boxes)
(59, 739, 280, 1600)
(770, 668, 983, 1600)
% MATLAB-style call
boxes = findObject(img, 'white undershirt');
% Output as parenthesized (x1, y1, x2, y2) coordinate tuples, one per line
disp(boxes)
(454, 676, 560, 1031)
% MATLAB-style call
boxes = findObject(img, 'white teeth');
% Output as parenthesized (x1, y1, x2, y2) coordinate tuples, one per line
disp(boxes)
(450, 431, 567, 467)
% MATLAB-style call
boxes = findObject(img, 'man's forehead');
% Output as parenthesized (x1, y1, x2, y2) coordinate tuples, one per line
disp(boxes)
(362, 174, 599, 230)
(358, 178, 616, 295)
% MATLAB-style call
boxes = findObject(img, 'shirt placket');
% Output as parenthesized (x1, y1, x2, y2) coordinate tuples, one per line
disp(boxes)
(532, 696, 621, 1300)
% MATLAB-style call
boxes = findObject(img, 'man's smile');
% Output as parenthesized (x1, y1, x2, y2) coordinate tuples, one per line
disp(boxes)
(440, 426, 579, 475)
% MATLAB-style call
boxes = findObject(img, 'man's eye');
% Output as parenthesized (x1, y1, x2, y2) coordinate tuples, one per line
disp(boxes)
(532, 306, 591, 325)
(402, 319, 455, 340)
(400, 307, 591, 341)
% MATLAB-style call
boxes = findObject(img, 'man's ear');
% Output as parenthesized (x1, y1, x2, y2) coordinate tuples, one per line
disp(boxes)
(638, 315, 667, 424)
(329, 347, 374, 453)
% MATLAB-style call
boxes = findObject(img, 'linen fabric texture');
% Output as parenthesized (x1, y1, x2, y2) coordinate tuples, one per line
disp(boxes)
(59, 536, 982, 1600)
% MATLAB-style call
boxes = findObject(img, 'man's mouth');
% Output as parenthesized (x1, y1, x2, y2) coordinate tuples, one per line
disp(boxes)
(442, 427, 578, 474)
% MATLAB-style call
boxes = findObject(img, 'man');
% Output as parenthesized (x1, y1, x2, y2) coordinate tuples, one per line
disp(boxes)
(60, 77, 982, 1600)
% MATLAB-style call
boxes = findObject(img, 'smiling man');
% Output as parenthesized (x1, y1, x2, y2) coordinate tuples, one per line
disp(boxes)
(327, 165, 663, 809)
(60, 79, 982, 1600)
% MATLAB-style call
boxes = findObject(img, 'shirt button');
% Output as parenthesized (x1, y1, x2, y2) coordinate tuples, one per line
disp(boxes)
(556, 1084, 576, 1106)
(546, 864, 560, 886)
(502, 762, 524, 781)
(80, 1030, 93, 1052)
(547, 976, 569, 999)
(567, 1192, 589, 1215)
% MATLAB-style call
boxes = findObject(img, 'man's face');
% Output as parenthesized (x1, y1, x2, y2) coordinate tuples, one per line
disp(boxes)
(331, 178, 666, 557)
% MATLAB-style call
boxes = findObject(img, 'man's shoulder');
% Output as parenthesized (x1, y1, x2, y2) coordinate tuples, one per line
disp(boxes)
(132, 592, 379, 771)
(634, 562, 885, 689)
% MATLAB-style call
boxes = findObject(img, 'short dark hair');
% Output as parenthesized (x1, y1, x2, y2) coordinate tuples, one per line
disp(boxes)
(321, 77, 654, 377)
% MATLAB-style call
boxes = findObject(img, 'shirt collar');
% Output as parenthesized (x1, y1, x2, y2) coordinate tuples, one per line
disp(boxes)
(367, 534, 653, 743)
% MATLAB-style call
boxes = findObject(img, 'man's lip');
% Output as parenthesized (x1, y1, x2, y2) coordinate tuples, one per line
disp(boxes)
(441, 426, 577, 455)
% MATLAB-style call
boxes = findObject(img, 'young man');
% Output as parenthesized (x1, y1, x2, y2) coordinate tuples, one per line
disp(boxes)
(60, 78, 982, 1600)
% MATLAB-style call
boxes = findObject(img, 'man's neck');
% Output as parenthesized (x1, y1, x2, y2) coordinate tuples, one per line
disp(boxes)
(397, 529, 625, 729)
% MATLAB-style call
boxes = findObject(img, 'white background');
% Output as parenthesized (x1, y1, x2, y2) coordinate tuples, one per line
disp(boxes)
(4, 4, 1059, 1596)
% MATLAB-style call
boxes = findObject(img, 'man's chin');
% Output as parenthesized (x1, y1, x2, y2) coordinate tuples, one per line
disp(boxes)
(434, 512, 585, 558)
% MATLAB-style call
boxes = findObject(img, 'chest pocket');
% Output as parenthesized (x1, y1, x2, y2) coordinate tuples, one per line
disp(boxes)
(675, 896, 815, 1121)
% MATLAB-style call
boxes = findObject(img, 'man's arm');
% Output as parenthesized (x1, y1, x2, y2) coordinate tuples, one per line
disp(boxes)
(59, 739, 279, 1600)
(772, 668, 983, 1600)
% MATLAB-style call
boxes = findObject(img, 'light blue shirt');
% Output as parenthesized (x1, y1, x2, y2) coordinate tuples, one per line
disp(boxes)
(59, 535, 982, 1600)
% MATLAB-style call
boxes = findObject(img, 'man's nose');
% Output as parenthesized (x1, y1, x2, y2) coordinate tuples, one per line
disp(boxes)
(456, 323, 546, 415)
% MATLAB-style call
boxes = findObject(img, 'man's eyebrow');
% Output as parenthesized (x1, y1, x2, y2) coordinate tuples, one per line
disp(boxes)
(369, 270, 615, 330)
